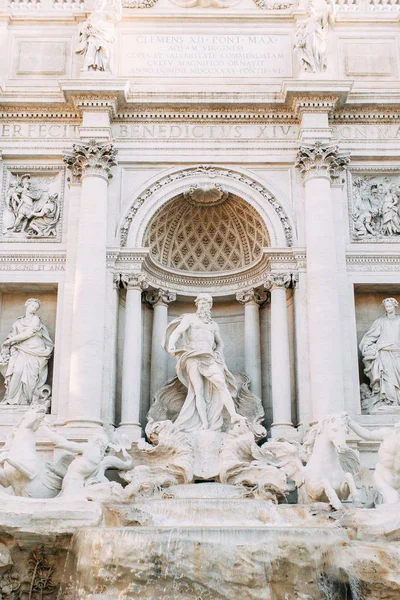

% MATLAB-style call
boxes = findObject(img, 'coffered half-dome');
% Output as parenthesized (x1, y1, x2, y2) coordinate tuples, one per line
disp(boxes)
(143, 186, 270, 273)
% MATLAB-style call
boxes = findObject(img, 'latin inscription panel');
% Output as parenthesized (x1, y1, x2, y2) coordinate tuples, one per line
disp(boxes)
(120, 33, 292, 78)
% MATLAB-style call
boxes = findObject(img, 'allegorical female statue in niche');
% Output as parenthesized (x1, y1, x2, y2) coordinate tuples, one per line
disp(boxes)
(0, 299, 54, 406)
(360, 297, 400, 411)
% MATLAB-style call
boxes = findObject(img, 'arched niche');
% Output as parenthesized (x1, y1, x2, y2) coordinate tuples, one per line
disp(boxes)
(118, 165, 296, 251)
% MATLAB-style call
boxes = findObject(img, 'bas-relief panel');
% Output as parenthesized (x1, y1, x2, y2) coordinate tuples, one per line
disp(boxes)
(348, 171, 400, 243)
(0, 167, 64, 243)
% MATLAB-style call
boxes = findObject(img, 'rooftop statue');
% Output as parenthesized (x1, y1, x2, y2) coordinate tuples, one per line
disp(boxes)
(0, 298, 54, 407)
(360, 297, 400, 412)
(294, 0, 336, 73)
(76, 0, 122, 72)
(162, 293, 246, 433)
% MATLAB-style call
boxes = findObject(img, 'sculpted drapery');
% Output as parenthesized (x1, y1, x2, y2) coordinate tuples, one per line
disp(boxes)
(163, 317, 238, 432)
(0, 299, 53, 406)
(360, 298, 400, 407)
(162, 294, 243, 433)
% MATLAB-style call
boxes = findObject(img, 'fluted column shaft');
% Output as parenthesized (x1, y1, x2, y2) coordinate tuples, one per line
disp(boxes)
(265, 273, 293, 436)
(296, 142, 350, 421)
(63, 141, 117, 427)
(146, 290, 176, 400)
(120, 274, 148, 439)
(236, 288, 266, 399)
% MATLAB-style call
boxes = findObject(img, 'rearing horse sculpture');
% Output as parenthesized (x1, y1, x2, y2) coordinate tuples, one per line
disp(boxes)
(0, 405, 72, 498)
(267, 413, 362, 510)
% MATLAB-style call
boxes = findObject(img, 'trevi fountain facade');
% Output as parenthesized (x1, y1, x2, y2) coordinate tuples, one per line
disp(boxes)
(0, 0, 399, 598)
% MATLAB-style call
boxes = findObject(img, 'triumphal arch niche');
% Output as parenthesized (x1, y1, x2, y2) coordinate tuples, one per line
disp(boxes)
(116, 165, 297, 436)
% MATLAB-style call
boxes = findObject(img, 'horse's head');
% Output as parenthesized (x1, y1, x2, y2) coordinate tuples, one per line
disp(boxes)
(22, 405, 47, 431)
(320, 412, 349, 454)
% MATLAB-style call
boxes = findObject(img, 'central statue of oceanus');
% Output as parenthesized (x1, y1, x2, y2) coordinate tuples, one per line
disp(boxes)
(162, 293, 246, 433)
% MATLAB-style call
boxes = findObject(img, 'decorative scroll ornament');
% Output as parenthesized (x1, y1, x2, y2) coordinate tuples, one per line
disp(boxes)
(264, 272, 291, 290)
(295, 142, 350, 182)
(294, 0, 336, 73)
(63, 140, 117, 182)
(236, 288, 268, 305)
(123, 0, 158, 5)
(254, 0, 298, 8)
(120, 272, 149, 290)
(145, 289, 177, 307)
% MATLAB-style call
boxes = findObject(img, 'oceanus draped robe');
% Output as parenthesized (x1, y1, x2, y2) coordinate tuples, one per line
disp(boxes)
(162, 316, 238, 433)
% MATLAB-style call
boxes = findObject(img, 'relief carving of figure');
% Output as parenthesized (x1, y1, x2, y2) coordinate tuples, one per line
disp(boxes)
(0, 299, 54, 407)
(3, 174, 60, 239)
(294, 0, 336, 73)
(163, 294, 245, 433)
(76, 0, 122, 72)
(351, 176, 400, 239)
(360, 298, 400, 411)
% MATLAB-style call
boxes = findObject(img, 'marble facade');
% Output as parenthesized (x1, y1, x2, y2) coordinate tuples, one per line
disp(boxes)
(2, 2, 400, 597)
(0, 0, 399, 493)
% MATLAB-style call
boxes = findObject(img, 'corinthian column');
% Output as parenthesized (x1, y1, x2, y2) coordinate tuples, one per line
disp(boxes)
(296, 142, 350, 421)
(146, 289, 176, 400)
(265, 272, 293, 437)
(63, 140, 117, 428)
(120, 273, 148, 439)
(236, 288, 266, 399)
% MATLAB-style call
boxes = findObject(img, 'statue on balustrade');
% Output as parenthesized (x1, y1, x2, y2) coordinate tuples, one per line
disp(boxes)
(294, 0, 336, 73)
(76, 0, 122, 72)
(360, 297, 400, 412)
(162, 293, 246, 433)
(0, 299, 54, 407)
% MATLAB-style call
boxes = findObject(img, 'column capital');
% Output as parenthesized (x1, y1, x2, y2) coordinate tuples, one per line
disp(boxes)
(120, 273, 149, 291)
(265, 272, 292, 291)
(236, 288, 267, 306)
(145, 288, 177, 307)
(295, 142, 350, 183)
(63, 139, 117, 183)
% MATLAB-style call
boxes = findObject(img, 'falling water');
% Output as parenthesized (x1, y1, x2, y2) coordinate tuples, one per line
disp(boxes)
(59, 519, 353, 600)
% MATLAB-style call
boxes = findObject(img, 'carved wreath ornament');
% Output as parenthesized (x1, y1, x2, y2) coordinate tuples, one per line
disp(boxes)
(120, 166, 293, 247)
